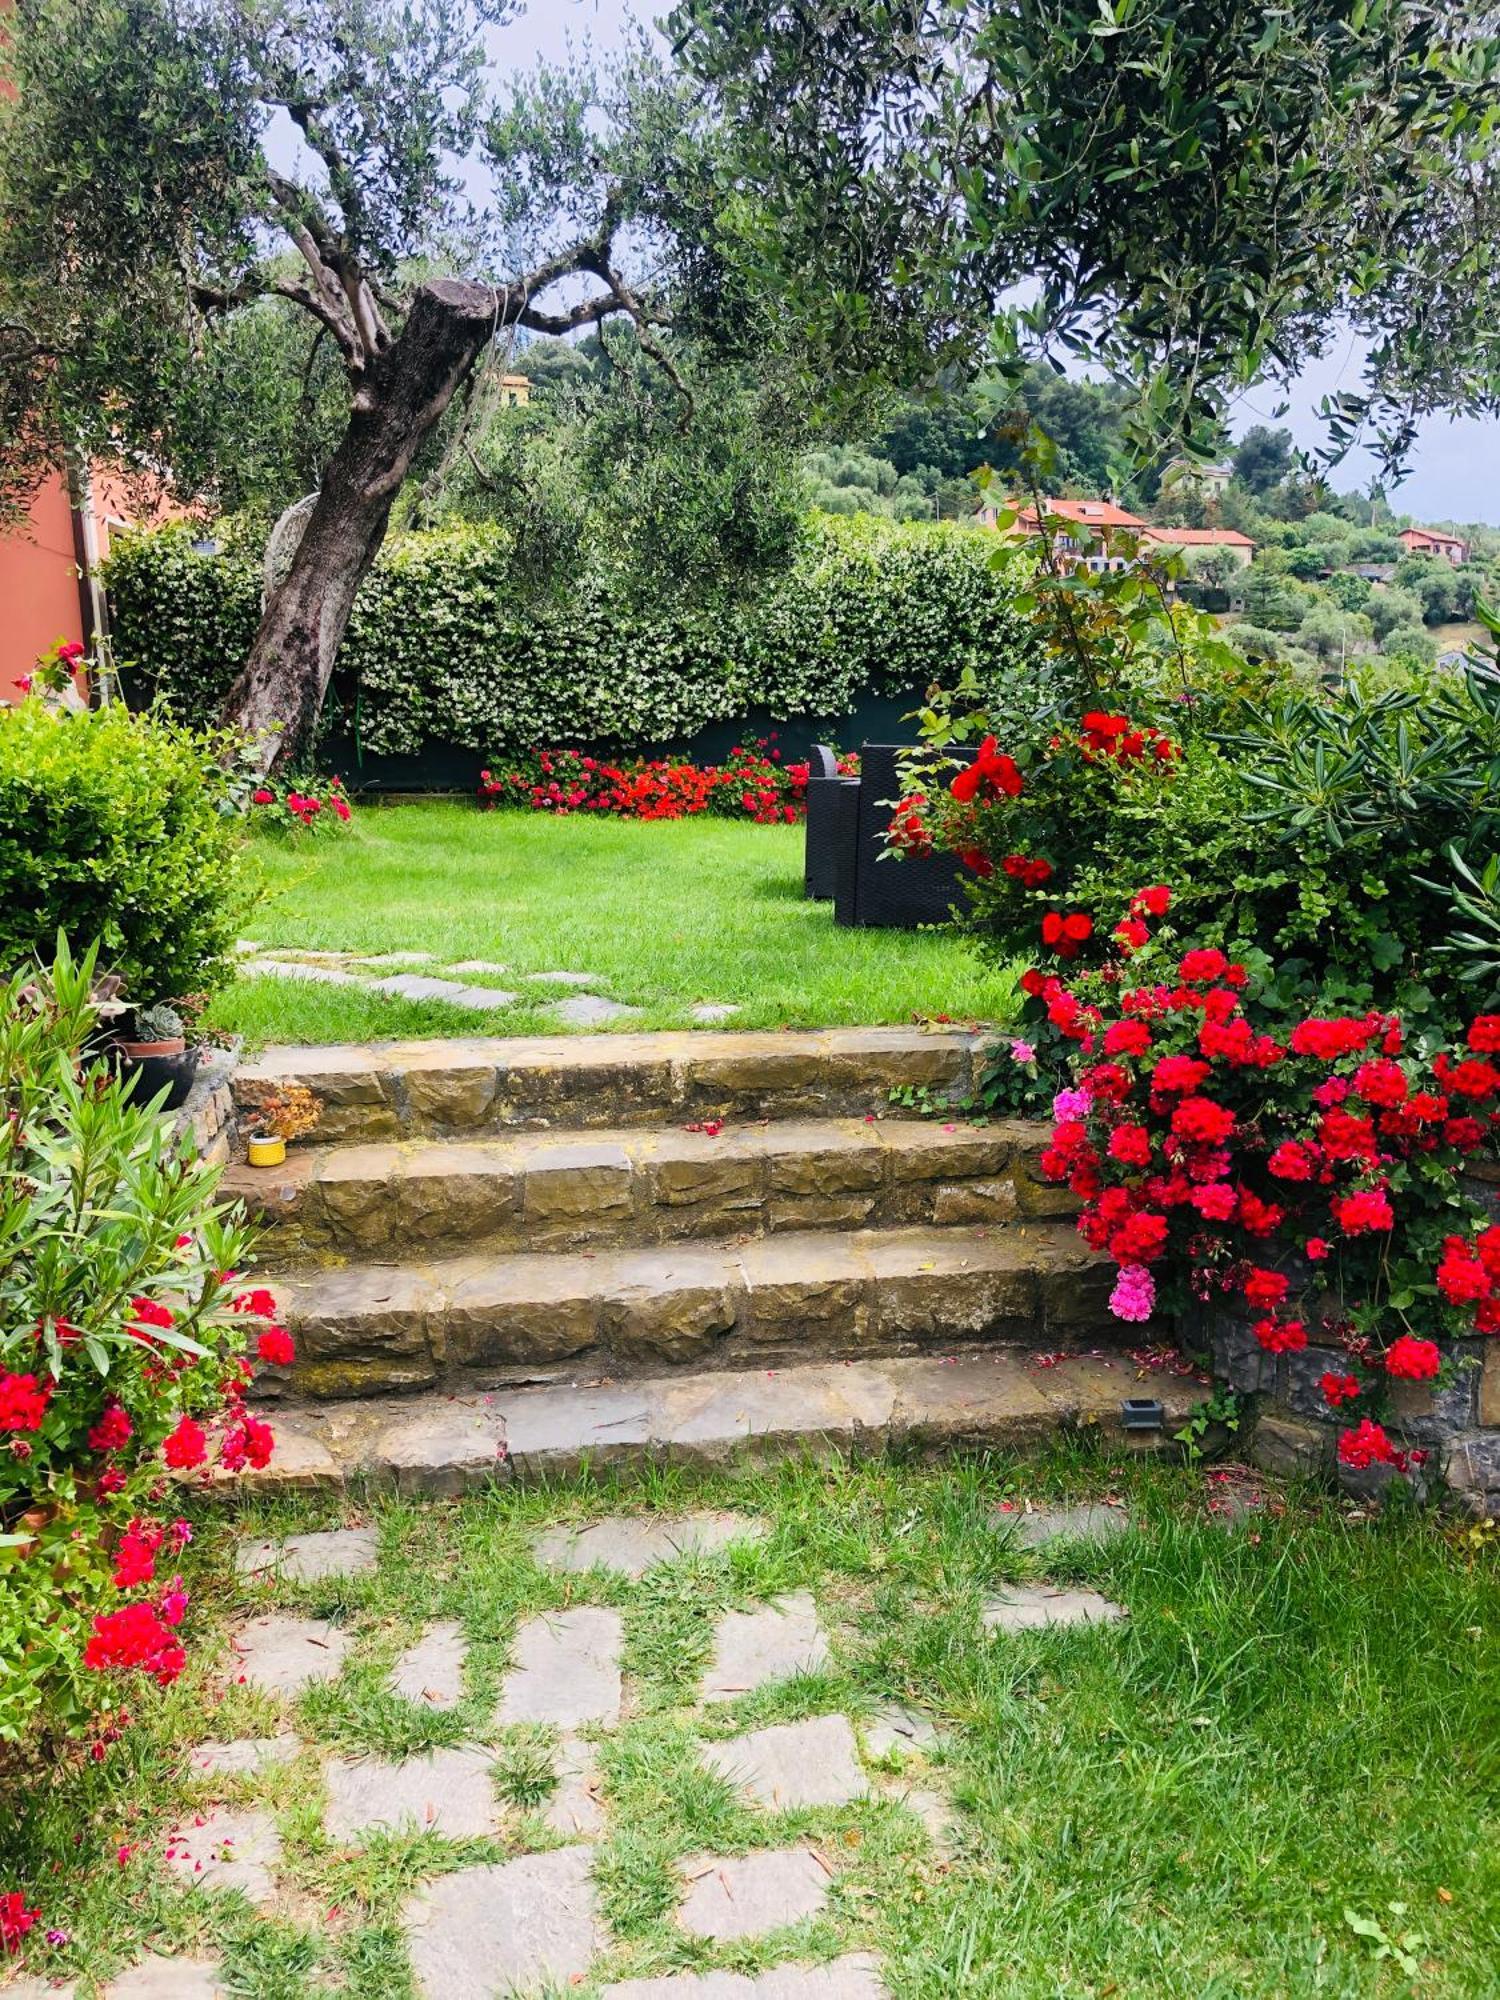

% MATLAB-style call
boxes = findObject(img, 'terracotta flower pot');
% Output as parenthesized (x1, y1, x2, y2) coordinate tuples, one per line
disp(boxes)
(118, 1036, 186, 1059)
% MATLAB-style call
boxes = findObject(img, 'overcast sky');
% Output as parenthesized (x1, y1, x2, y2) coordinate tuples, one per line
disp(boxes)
(505, 0, 1499, 527)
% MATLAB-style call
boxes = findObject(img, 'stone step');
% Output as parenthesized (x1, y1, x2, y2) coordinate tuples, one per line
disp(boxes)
(232, 1025, 983, 1143)
(261, 1223, 1112, 1400)
(228, 1115, 1073, 1265)
(243, 1349, 1212, 1494)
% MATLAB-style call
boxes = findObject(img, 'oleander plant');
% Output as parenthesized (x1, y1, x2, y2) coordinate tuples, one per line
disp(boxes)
(0, 942, 289, 1747)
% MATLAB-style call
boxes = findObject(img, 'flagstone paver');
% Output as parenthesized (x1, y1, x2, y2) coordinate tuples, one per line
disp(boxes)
(164, 1807, 281, 1905)
(526, 970, 603, 987)
(446, 959, 511, 976)
(601, 1956, 889, 1998)
(545, 1734, 607, 1838)
(244, 959, 363, 986)
(354, 952, 435, 967)
(981, 1584, 1127, 1633)
(882, 1781, 954, 1853)
(861, 1705, 940, 1760)
(677, 1848, 830, 1942)
(535, 1511, 766, 1580)
(989, 1501, 1131, 1549)
(701, 1592, 831, 1701)
(701, 1714, 869, 1811)
(104, 1957, 228, 1999)
(324, 1746, 502, 1840)
(691, 1004, 741, 1023)
(403, 1845, 604, 1999)
(498, 1605, 624, 1727)
(550, 994, 643, 1028)
(234, 1526, 379, 1583)
(369, 973, 518, 1009)
(190, 1736, 299, 1777)
(392, 1620, 468, 1708)
(231, 1613, 352, 1695)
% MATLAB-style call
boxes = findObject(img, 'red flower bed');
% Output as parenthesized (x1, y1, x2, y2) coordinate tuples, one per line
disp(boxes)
(248, 774, 352, 832)
(478, 738, 844, 824)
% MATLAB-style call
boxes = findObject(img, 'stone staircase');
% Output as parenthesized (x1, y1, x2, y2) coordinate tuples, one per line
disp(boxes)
(228, 1027, 1206, 1490)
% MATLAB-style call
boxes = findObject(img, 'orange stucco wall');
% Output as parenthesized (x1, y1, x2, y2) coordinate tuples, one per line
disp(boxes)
(0, 473, 85, 704)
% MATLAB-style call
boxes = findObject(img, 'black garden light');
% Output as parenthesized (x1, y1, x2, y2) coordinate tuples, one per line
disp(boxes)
(1121, 1397, 1166, 1433)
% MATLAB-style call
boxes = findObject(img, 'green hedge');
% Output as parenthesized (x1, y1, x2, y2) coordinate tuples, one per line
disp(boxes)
(104, 516, 1041, 759)
(0, 703, 244, 1001)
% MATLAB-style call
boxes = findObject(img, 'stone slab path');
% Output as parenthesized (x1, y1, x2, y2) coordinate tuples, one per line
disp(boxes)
(861, 1704, 940, 1760)
(234, 944, 659, 1028)
(234, 1525, 378, 1582)
(230, 1613, 352, 1694)
(190, 1736, 297, 1777)
(106, 1957, 228, 1999)
(536, 1511, 766, 1579)
(403, 1846, 604, 1999)
(165, 1808, 281, 1906)
(989, 1501, 1131, 1549)
(93, 1490, 1137, 1997)
(545, 1734, 607, 1838)
(701, 1593, 831, 1701)
(498, 1605, 624, 1727)
(324, 1746, 503, 1840)
(677, 1848, 830, 1941)
(391, 1620, 468, 1707)
(982, 1583, 1127, 1632)
(702, 1714, 870, 1812)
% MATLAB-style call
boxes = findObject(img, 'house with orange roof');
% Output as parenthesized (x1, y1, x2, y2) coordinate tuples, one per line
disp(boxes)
(975, 495, 1151, 573)
(1397, 525, 1468, 566)
(1139, 525, 1256, 568)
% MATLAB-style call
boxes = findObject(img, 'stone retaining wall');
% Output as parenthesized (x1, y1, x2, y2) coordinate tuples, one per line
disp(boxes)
(170, 1045, 240, 1166)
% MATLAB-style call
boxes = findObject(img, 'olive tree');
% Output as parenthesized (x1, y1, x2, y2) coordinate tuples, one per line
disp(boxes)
(0, 0, 708, 767)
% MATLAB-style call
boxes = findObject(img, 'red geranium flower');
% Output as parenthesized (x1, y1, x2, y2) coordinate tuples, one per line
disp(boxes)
(1383, 1334, 1441, 1382)
(0, 1371, 51, 1432)
(88, 1403, 133, 1453)
(163, 1415, 208, 1470)
(256, 1326, 295, 1367)
(1337, 1418, 1397, 1470)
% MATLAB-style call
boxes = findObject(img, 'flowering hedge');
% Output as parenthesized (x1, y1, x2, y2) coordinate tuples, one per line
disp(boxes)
(0, 944, 288, 1746)
(104, 516, 1041, 759)
(478, 738, 837, 823)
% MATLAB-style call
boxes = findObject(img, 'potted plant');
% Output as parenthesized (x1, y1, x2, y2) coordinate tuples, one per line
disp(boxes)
(242, 1084, 321, 1167)
(116, 1002, 200, 1111)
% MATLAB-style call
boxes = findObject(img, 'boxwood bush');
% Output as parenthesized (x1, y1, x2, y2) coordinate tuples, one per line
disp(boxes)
(104, 515, 1042, 760)
(0, 703, 243, 1002)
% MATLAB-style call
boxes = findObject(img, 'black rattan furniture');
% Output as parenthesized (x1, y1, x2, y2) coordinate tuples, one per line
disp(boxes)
(803, 744, 857, 899)
(830, 742, 976, 929)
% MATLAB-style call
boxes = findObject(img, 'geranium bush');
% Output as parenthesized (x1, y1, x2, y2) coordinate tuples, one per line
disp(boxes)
(0, 942, 288, 1746)
(477, 737, 830, 824)
(1027, 911, 1500, 1480)
(247, 773, 353, 833)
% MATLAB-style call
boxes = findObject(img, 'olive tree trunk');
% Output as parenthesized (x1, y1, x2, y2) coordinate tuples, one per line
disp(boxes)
(220, 278, 500, 772)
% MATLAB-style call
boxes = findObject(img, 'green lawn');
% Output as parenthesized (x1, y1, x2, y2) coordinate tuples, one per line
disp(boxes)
(211, 806, 1013, 1047)
(4, 1451, 1497, 1997)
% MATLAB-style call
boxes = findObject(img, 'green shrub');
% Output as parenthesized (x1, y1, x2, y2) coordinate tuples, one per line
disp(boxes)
(0, 943, 272, 1746)
(0, 703, 244, 1003)
(105, 516, 1043, 759)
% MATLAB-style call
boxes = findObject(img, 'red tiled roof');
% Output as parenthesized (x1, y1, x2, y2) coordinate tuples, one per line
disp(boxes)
(1013, 497, 1150, 531)
(1140, 527, 1255, 548)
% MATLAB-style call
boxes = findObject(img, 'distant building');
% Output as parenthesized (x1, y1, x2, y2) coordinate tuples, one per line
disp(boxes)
(1348, 562, 1398, 584)
(976, 496, 1150, 572)
(1161, 457, 1234, 497)
(1398, 525, 1468, 565)
(498, 374, 531, 407)
(1139, 525, 1256, 568)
